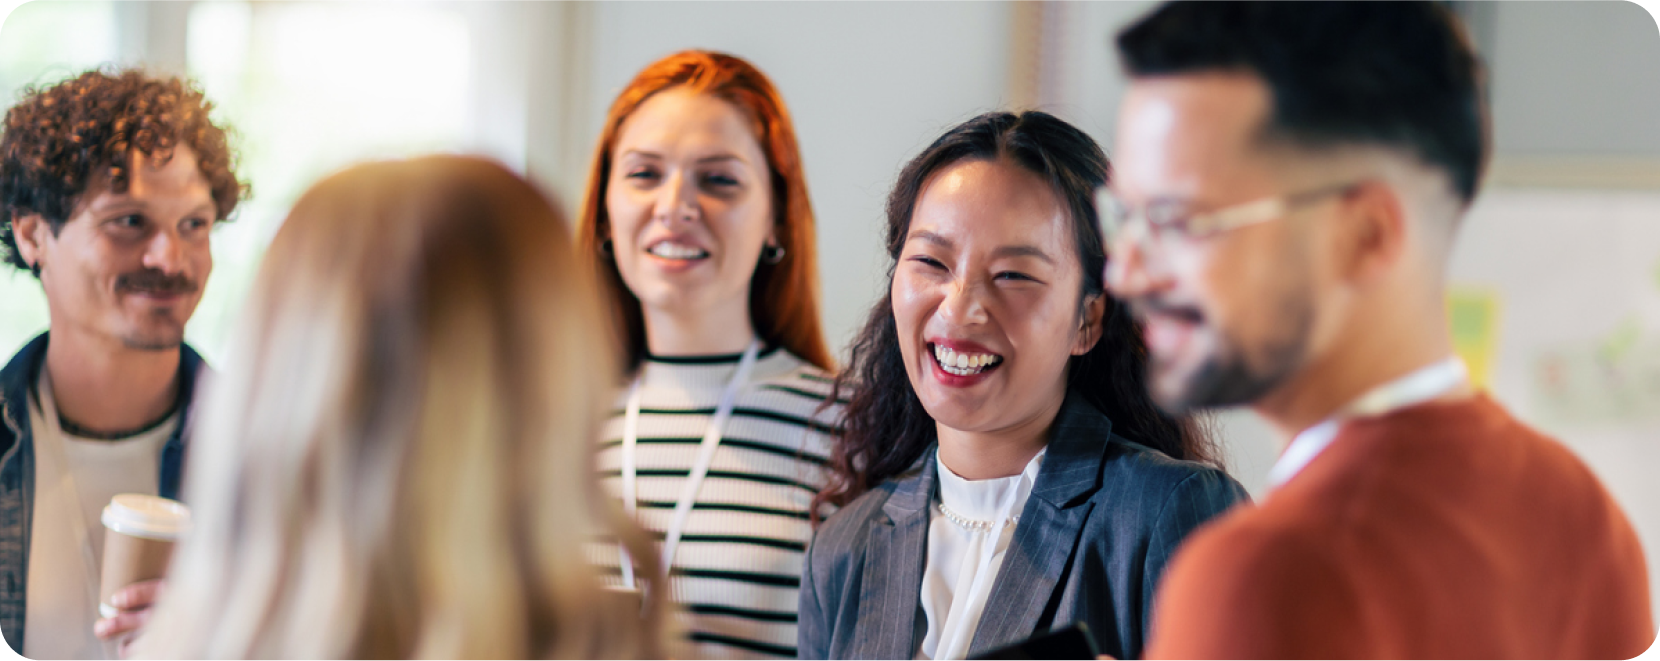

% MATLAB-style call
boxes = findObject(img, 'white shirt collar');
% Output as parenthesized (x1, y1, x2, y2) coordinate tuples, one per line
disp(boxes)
(1267, 356, 1469, 490)
(934, 448, 1045, 522)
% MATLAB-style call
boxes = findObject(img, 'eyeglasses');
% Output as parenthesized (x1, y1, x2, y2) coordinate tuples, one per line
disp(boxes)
(1094, 181, 1361, 259)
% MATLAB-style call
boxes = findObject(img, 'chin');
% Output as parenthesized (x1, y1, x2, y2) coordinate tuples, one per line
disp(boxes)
(121, 335, 185, 351)
(916, 389, 992, 433)
(1148, 356, 1203, 416)
(119, 320, 188, 351)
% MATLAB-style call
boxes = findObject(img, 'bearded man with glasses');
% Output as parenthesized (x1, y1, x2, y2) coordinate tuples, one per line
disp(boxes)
(1103, 2, 1653, 658)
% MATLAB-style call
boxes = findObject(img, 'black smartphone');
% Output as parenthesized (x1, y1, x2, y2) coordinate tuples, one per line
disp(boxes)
(971, 622, 1102, 660)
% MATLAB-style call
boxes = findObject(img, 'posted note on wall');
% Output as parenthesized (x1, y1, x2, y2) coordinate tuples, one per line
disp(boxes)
(1448, 287, 1502, 390)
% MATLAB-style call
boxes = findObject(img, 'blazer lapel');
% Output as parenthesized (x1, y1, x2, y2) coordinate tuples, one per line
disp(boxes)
(967, 393, 1111, 656)
(850, 448, 938, 660)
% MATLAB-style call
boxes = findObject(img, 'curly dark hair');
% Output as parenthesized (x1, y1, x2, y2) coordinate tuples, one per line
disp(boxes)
(814, 111, 1221, 517)
(0, 68, 247, 275)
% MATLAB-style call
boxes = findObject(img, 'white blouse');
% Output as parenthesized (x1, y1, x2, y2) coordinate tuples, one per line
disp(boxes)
(917, 449, 1046, 660)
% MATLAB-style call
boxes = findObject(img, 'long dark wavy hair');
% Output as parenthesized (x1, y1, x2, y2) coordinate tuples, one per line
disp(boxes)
(815, 111, 1220, 516)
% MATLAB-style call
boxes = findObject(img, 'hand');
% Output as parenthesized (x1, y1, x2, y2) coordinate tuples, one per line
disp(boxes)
(94, 579, 164, 658)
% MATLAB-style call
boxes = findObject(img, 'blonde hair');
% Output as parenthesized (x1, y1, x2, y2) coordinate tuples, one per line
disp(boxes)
(134, 156, 666, 658)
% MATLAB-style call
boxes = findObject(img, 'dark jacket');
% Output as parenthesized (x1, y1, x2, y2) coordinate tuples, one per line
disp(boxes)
(0, 332, 203, 654)
(797, 392, 1249, 660)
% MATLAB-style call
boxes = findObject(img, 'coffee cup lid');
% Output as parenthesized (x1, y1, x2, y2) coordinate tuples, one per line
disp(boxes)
(101, 494, 190, 540)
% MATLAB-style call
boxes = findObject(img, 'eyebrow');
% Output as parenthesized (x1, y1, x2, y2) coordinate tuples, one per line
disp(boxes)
(908, 229, 953, 249)
(991, 244, 1056, 264)
(88, 197, 218, 218)
(907, 230, 1056, 265)
(618, 150, 750, 166)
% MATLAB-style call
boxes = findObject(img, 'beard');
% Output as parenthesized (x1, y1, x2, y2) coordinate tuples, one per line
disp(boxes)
(115, 269, 198, 351)
(121, 317, 187, 351)
(1136, 281, 1315, 416)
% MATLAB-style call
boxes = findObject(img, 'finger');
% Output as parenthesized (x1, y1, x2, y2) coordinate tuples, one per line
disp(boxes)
(110, 579, 165, 610)
(93, 609, 150, 641)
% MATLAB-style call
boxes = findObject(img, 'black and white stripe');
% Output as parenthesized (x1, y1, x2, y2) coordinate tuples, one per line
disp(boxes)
(592, 347, 841, 659)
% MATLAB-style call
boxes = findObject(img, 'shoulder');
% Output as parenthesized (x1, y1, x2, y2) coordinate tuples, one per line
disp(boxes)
(1094, 436, 1251, 516)
(1169, 501, 1332, 584)
(809, 480, 895, 561)
(0, 333, 49, 450)
(751, 352, 842, 405)
(747, 350, 846, 432)
(0, 332, 48, 397)
(1149, 506, 1370, 658)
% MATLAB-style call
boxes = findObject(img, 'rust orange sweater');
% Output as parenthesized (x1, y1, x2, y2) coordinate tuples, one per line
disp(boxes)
(1147, 394, 1653, 659)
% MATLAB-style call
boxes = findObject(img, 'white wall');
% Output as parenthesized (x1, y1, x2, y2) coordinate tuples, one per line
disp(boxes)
(1449, 189, 1660, 615)
(1488, 0, 1660, 156)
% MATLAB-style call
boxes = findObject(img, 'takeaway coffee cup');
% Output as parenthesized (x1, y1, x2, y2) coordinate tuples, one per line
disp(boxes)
(98, 494, 190, 618)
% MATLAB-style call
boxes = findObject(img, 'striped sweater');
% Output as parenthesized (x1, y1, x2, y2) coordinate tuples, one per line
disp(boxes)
(591, 346, 841, 659)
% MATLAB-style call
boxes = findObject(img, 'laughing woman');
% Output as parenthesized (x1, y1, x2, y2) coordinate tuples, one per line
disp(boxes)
(798, 112, 1249, 660)
(578, 51, 840, 660)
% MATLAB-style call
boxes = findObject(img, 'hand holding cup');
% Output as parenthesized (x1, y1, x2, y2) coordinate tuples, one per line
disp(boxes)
(93, 495, 189, 657)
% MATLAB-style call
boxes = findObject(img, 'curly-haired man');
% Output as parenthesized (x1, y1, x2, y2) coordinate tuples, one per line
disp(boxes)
(0, 68, 244, 658)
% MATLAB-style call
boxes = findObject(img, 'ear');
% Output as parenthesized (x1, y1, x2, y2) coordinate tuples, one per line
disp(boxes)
(1072, 293, 1107, 356)
(1335, 181, 1408, 286)
(11, 213, 48, 270)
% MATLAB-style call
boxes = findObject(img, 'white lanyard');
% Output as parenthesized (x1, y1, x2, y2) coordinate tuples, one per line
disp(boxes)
(618, 339, 761, 590)
(1268, 356, 1469, 489)
(31, 370, 105, 619)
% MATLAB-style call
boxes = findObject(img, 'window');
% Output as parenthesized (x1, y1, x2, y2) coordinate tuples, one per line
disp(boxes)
(0, 0, 118, 356)
(0, 1, 472, 362)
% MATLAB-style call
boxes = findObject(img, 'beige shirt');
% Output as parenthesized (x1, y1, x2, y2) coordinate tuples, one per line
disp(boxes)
(23, 374, 173, 660)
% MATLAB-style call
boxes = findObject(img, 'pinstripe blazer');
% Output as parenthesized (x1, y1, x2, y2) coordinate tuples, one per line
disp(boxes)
(797, 393, 1249, 660)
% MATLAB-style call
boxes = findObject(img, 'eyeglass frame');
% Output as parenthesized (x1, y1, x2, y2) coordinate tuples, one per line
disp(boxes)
(1094, 181, 1363, 265)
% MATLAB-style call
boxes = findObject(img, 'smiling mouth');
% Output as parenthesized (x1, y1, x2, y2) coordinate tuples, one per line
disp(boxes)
(647, 240, 710, 261)
(930, 343, 1005, 377)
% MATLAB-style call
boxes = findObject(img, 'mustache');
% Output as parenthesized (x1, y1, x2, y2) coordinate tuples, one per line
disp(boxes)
(1127, 295, 1205, 325)
(115, 270, 199, 295)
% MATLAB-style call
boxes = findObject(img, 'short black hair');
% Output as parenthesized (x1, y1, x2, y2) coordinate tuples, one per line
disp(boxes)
(1117, 1, 1488, 204)
(0, 68, 247, 275)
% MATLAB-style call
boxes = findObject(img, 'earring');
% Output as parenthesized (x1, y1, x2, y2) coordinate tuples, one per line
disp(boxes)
(599, 239, 614, 258)
(760, 243, 786, 265)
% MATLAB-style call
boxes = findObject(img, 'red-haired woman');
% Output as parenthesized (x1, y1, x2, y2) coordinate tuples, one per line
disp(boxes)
(578, 50, 839, 660)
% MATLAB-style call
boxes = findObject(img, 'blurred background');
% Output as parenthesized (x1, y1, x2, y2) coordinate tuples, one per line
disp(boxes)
(2, 0, 1657, 620)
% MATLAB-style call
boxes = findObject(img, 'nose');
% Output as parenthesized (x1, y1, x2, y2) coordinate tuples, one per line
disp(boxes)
(938, 278, 989, 327)
(651, 170, 700, 224)
(140, 227, 186, 275)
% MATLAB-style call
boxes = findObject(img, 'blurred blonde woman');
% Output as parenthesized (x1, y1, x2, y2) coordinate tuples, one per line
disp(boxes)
(131, 156, 666, 658)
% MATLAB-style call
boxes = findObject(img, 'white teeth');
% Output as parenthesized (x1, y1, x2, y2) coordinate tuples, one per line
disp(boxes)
(931, 344, 1002, 376)
(649, 241, 708, 260)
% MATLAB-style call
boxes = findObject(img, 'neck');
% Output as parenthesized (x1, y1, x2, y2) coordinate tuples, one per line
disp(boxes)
(936, 393, 1062, 480)
(1251, 290, 1470, 444)
(642, 297, 757, 357)
(44, 327, 181, 435)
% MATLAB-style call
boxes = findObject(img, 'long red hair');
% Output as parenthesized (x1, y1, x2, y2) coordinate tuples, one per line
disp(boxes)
(578, 50, 832, 373)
